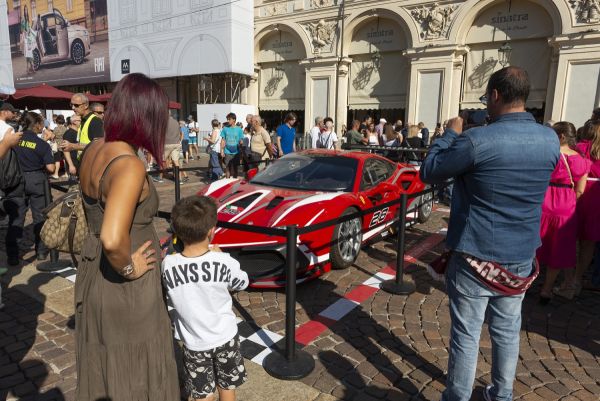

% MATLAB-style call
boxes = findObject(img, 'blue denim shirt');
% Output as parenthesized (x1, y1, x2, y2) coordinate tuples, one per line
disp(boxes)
(420, 112, 559, 264)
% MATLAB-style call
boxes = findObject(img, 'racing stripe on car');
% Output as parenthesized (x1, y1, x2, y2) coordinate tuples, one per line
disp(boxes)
(203, 178, 240, 195)
(271, 192, 344, 226)
(295, 232, 446, 346)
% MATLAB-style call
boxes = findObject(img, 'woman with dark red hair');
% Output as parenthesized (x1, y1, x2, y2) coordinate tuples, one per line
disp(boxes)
(75, 73, 179, 400)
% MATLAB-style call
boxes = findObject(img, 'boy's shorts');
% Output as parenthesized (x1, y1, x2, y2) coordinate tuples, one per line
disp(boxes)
(183, 335, 247, 398)
(189, 136, 198, 145)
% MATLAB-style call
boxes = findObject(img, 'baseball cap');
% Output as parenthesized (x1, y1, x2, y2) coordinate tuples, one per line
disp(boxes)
(0, 102, 17, 112)
(380, 118, 387, 124)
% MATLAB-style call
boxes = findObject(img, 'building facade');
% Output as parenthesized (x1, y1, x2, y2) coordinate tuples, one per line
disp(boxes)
(252, 0, 600, 133)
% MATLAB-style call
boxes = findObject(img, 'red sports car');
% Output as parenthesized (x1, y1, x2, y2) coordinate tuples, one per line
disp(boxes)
(170, 150, 432, 288)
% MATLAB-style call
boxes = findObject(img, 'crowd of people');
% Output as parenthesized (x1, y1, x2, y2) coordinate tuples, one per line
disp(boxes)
(0, 65, 598, 401)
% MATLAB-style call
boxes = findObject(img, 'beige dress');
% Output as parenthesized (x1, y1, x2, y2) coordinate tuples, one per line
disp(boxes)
(75, 156, 179, 401)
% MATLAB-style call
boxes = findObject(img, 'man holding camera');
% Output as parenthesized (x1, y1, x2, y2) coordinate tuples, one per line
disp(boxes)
(420, 67, 559, 401)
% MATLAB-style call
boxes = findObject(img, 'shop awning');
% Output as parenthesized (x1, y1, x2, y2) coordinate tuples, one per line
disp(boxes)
(8, 10, 20, 26)
(9, 83, 74, 109)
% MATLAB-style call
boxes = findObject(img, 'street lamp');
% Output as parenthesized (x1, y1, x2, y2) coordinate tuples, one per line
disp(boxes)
(498, 42, 512, 67)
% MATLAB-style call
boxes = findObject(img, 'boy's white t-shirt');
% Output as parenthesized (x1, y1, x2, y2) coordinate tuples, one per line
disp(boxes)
(162, 251, 249, 351)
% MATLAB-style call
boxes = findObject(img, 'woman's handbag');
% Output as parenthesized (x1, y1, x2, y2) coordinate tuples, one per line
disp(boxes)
(40, 185, 88, 267)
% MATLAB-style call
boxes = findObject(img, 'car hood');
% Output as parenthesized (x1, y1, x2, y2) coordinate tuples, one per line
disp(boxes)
(200, 179, 345, 229)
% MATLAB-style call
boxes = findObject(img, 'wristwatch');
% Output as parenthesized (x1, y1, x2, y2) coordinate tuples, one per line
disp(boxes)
(120, 263, 134, 277)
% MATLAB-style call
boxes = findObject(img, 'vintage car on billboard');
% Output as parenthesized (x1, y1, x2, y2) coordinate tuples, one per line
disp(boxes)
(29, 8, 90, 71)
(164, 150, 433, 288)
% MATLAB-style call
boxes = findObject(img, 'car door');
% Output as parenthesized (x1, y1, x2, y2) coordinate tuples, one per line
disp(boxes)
(54, 13, 69, 59)
(358, 158, 397, 231)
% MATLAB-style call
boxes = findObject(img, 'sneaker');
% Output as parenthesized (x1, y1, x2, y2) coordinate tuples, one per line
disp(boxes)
(483, 385, 493, 401)
(152, 176, 164, 183)
(182, 177, 189, 182)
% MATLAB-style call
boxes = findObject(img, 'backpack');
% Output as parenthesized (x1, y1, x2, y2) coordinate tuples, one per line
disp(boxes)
(0, 149, 24, 191)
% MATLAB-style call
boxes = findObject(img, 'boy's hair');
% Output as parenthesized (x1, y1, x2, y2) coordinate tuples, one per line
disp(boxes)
(211, 118, 220, 128)
(171, 196, 218, 244)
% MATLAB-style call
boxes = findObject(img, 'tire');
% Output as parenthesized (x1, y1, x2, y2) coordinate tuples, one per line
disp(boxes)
(71, 40, 85, 65)
(32, 49, 41, 71)
(417, 191, 433, 224)
(330, 208, 363, 269)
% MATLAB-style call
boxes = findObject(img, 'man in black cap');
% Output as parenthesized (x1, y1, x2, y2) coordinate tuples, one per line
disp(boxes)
(0, 103, 23, 158)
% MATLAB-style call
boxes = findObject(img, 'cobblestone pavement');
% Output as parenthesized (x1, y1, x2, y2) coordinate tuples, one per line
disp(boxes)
(1, 160, 599, 400)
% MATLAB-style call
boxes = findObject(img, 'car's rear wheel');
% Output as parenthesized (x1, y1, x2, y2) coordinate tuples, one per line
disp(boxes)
(417, 191, 433, 223)
(330, 208, 362, 269)
(32, 49, 40, 71)
(71, 40, 85, 64)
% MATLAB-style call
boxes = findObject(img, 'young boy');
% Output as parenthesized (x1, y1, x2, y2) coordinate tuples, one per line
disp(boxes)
(162, 196, 248, 401)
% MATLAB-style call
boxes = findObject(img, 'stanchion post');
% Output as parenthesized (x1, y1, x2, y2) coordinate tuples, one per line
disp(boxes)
(37, 179, 72, 272)
(174, 165, 181, 202)
(263, 225, 315, 380)
(381, 193, 416, 295)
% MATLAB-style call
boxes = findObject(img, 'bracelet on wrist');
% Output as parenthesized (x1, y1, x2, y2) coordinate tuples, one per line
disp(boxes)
(120, 262, 135, 277)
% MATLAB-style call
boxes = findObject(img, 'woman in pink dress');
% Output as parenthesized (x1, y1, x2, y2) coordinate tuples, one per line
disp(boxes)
(556, 120, 600, 298)
(537, 122, 590, 303)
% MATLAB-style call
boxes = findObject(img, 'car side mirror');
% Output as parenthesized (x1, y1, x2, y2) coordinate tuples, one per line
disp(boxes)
(246, 168, 258, 181)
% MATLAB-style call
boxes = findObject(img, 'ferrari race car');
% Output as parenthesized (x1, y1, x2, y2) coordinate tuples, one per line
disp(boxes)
(170, 150, 433, 288)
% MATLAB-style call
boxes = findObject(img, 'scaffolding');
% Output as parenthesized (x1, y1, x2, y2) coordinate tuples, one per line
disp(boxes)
(198, 73, 249, 104)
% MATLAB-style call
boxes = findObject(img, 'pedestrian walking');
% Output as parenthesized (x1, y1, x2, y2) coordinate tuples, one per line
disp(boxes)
(420, 66, 559, 401)
(153, 114, 188, 183)
(418, 122, 430, 146)
(537, 122, 591, 304)
(276, 112, 297, 156)
(220, 113, 244, 178)
(8, 112, 56, 265)
(75, 73, 179, 401)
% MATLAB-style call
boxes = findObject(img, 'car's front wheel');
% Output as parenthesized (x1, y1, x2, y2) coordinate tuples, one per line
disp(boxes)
(71, 40, 85, 64)
(32, 49, 41, 71)
(330, 208, 362, 269)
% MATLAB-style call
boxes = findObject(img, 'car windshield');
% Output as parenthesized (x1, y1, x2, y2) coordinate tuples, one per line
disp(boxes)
(251, 154, 358, 192)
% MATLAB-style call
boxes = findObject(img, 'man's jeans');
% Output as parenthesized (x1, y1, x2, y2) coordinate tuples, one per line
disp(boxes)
(209, 151, 224, 180)
(442, 253, 531, 401)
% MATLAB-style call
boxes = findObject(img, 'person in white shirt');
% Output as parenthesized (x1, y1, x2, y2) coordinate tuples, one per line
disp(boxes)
(316, 117, 338, 150)
(162, 196, 248, 401)
(310, 116, 324, 149)
(187, 116, 200, 160)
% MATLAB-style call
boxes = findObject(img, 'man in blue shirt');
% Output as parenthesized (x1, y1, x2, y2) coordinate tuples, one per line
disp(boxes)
(219, 113, 244, 178)
(276, 112, 297, 156)
(420, 67, 559, 401)
(179, 120, 190, 164)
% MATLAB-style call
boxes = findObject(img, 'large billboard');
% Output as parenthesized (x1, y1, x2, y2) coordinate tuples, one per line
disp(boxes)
(7, 0, 110, 88)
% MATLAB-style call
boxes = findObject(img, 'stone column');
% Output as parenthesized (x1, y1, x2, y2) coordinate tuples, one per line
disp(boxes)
(247, 64, 260, 110)
(335, 57, 352, 139)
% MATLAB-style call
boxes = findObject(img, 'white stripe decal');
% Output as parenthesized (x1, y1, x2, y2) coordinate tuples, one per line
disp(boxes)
(215, 190, 270, 234)
(272, 192, 344, 226)
(362, 220, 395, 241)
(204, 178, 239, 195)
(305, 209, 325, 227)
(218, 240, 279, 248)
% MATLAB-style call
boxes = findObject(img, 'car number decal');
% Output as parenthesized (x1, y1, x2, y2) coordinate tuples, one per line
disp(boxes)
(369, 207, 389, 227)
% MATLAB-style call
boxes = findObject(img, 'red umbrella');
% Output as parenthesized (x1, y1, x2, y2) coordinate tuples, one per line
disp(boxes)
(9, 83, 74, 109)
(89, 92, 182, 109)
